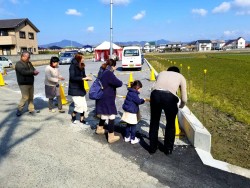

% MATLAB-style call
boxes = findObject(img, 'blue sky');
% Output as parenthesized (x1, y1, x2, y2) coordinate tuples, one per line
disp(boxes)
(1, 0, 250, 45)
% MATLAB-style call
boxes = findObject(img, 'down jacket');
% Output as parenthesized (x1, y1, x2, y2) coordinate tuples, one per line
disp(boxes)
(122, 88, 145, 113)
(68, 58, 87, 96)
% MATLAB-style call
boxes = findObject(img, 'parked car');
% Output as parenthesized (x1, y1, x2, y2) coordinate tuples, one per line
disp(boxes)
(0, 56, 13, 67)
(59, 52, 77, 65)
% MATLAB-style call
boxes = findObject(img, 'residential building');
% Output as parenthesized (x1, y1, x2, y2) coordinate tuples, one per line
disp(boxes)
(211, 40, 225, 50)
(165, 42, 182, 51)
(143, 42, 156, 52)
(196, 40, 212, 51)
(0, 18, 40, 55)
(222, 37, 245, 50)
(158, 44, 167, 51)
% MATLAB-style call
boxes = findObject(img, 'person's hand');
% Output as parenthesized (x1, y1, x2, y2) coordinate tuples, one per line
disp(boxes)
(33, 70, 39, 75)
(83, 76, 92, 81)
(179, 102, 185, 109)
(144, 98, 150, 102)
(59, 77, 65, 81)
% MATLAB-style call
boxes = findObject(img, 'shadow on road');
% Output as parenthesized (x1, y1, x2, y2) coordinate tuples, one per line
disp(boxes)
(89, 115, 250, 187)
(0, 97, 46, 164)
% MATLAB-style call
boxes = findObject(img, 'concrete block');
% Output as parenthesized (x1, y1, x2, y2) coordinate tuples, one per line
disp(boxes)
(178, 106, 211, 152)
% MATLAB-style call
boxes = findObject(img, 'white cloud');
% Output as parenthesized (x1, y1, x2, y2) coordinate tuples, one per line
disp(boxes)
(233, 0, 250, 15)
(87, 26, 94, 32)
(212, 2, 231, 13)
(224, 30, 238, 37)
(101, 0, 130, 5)
(133, 11, 146, 20)
(233, 0, 250, 7)
(223, 30, 250, 39)
(236, 10, 250, 15)
(191, 8, 207, 16)
(212, 0, 250, 15)
(65, 9, 82, 16)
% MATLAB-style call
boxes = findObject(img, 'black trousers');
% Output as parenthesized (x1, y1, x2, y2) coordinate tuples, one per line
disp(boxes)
(149, 90, 179, 151)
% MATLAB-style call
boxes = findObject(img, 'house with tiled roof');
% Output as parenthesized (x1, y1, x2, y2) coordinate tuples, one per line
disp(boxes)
(0, 18, 40, 55)
(222, 37, 245, 50)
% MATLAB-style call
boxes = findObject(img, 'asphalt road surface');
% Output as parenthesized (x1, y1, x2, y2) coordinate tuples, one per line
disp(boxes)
(0, 60, 249, 187)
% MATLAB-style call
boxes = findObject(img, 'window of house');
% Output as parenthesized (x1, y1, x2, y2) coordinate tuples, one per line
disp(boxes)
(21, 47, 27, 52)
(33, 48, 36, 53)
(0, 30, 8, 36)
(19, 31, 26, 39)
(28, 48, 33, 53)
(28, 32, 34, 39)
(2, 48, 11, 55)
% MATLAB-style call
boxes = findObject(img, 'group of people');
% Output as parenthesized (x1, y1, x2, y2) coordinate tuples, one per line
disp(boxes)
(14, 51, 187, 155)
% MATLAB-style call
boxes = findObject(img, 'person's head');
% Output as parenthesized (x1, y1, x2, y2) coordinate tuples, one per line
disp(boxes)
(101, 59, 117, 70)
(50, 56, 60, 68)
(21, 51, 31, 63)
(74, 52, 85, 69)
(167, 66, 180, 73)
(131, 80, 143, 91)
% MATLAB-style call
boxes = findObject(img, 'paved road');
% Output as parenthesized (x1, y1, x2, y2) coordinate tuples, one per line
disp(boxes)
(0, 60, 249, 187)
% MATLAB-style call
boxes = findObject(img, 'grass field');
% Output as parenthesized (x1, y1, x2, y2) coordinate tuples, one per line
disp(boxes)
(145, 51, 250, 169)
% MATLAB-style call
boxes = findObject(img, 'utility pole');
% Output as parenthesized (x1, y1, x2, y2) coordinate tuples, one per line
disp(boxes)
(110, 0, 113, 58)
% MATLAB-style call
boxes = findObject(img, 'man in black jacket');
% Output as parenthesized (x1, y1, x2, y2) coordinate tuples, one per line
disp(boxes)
(15, 51, 39, 116)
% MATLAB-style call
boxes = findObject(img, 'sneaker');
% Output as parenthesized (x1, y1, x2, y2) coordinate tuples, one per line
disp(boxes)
(80, 119, 87, 124)
(124, 136, 131, 142)
(29, 110, 40, 115)
(58, 109, 65, 113)
(49, 109, 56, 113)
(131, 137, 140, 144)
(71, 114, 76, 124)
(16, 110, 22, 117)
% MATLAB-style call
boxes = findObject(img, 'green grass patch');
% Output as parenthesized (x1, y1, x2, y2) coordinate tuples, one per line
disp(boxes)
(145, 52, 250, 125)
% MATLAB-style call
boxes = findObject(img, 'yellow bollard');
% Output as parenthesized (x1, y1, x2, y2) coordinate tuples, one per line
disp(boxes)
(83, 80, 90, 92)
(150, 68, 156, 81)
(128, 72, 134, 87)
(59, 83, 67, 105)
(175, 116, 184, 138)
(0, 73, 5, 86)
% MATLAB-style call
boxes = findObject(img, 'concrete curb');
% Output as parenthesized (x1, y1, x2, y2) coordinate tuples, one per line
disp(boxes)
(144, 58, 250, 179)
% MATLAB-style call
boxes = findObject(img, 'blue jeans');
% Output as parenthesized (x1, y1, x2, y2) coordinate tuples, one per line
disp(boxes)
(125, 124, 137, 140)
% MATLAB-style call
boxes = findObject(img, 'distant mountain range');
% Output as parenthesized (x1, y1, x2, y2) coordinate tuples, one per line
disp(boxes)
(39, 40, 84, 48)
(39, 39, 250, 48)
(39, 39, 171, 48)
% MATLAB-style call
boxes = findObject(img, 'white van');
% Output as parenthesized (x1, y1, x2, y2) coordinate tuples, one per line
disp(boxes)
(122, 46, 143, 70)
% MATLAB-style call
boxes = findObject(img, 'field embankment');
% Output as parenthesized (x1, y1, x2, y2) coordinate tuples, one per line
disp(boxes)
(145, 51, 250, 169)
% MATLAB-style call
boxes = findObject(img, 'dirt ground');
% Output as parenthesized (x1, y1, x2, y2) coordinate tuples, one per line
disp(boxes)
(188, 101, 250, 169)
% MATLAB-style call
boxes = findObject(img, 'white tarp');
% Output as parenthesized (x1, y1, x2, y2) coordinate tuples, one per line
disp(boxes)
(94, 41, 122, 50)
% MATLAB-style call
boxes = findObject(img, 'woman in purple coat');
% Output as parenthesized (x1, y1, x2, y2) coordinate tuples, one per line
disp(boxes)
(95, 59, 123, 143)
